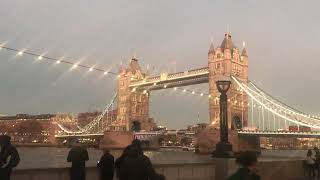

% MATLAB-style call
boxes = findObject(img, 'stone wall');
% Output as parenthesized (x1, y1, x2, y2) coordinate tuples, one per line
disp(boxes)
(11, 159, 306, 180)
(12, 162, 216, 180)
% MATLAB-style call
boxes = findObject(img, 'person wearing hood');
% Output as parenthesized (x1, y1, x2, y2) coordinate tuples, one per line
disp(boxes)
(67, 139, 89, 180)
(97, 148, 114, 180)
(115, 145, 130, 180)
(227, 151, 260, 180)
(0, 135, 20, 180)
(121, 139, 165, 180)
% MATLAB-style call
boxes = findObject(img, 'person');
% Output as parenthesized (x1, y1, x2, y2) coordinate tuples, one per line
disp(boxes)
(67, 140, 89, 180)
(306, 149, 315, 179)
(227, 151, 260, 180)
(313, 147, 320, 177)
(115, 145, 130, 180)
(121, 139, 165, 180)
(0, 135, 20, 180)
(97, 148, 114, 180)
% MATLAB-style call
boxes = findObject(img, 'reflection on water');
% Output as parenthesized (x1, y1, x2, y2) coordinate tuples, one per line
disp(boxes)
(15, 147, 307, 169)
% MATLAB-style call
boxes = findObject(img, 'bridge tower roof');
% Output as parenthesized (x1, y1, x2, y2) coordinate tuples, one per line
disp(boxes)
(220, 33, 236, 50)
(127, 56, 141, 74)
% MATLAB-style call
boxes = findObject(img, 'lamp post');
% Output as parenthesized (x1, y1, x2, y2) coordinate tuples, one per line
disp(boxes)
(213, 80, 233, 158)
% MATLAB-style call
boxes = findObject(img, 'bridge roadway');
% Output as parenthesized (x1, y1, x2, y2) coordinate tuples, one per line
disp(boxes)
(55, 131, 163, 138)
(56, 130, 320, 138)
(238, 130, 320, 138)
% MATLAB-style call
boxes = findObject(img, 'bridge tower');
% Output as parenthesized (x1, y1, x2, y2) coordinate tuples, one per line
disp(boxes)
(208, 33, 249, 129)
(116, 57, 152, 131)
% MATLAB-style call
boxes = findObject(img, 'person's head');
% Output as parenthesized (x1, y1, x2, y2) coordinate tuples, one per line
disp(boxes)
(0, 135, 11, 147)
(132, 139, 142, 150)
(70, 139, 81, 147)
(308, 150, 313, 156)
(236, 151, 258, 171)
(102, 148, 110, 154)
(123, 145, 131, 155)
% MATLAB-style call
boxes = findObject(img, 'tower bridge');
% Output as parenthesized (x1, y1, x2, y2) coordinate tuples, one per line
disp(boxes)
(54, 33, 320, 139)
(1, 33, 319, 145)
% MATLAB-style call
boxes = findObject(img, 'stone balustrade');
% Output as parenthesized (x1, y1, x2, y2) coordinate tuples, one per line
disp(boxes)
(12, 162, 216, 180)
(11, 159, 307, 180)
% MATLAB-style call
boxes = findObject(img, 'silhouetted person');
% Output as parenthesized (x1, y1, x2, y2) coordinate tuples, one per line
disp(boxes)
(121, 139, 165, 180)
(314, 147, 320, 177)
(115, 145, 130, 180)
(97, 149, 114, 180)
(227, 151, 260, 180)
(67, 140, 89, 180)
(306, 149, 315, 179)
(0, 135, 20, 180)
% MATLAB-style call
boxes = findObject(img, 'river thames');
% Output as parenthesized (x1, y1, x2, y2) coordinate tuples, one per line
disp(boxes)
(15, 147, 307, 169)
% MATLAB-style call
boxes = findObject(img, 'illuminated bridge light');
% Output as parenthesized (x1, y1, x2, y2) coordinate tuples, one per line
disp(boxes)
(208, 94, 211, 98)
(56, 60, 61, 64)
(132, 88, 136, 92)
(104, 71, 108, 75)
(200, 93, 203, 96)
(143, 90, 147, 94)
(192, 91, 195, 94)
(18, 51, 23, 55)
(89, 68, 93, 72)
(173, 87, 177, 90)
(38, 56, 43, 60)
(153, 82, 157, 86)
(73, 64, 78, 68)
(164, 84, 167, 88)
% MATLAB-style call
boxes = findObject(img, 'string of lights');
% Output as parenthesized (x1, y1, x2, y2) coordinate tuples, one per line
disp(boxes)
(0, 44, 118, 76)
(0, 44, 213, 100)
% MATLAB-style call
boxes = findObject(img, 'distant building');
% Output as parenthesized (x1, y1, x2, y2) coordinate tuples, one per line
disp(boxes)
(0, 114, 59, 143)
(187, 123, 209, 133)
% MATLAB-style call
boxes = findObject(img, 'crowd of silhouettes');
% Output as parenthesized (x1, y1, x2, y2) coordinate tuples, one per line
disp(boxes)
(0, 135, 20, 180)
(66, 138, 165, 180)
(306, 147, 320, 179)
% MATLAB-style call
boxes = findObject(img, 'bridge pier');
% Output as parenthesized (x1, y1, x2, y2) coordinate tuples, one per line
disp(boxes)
(196, 127, 261, 154)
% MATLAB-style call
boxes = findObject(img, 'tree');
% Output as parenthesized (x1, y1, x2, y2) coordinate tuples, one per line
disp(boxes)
(132, 121, 141, 132)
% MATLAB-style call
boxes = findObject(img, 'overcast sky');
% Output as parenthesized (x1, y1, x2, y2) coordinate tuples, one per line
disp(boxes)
(0, 0, 320, 129)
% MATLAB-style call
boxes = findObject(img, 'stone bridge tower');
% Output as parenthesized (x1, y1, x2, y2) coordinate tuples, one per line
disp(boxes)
(208, 33, 249, 129)
(116, 57, 152, 131)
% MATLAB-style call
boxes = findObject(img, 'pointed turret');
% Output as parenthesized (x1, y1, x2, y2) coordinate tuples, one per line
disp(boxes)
(241, 48, 248, 57)
(208, 42, 215, 54)
(220, 33, 235, 50)
(127, 56, 141, 74)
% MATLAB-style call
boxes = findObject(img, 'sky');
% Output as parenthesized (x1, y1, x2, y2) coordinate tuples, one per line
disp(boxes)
(0, 0, 320, 129)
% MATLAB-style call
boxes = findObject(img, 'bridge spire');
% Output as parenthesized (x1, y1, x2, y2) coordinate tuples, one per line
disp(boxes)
(208, 41, 215, 54)
(241, 41, 248, 57)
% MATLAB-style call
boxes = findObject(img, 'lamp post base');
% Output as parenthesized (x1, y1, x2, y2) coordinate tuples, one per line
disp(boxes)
(212, 142, 234, 158)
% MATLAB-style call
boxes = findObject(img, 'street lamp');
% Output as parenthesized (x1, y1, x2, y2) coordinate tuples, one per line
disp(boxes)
(213, 80, 233, 158)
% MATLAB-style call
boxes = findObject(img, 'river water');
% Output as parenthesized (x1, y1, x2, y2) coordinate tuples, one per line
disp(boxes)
(14, 147, 307, 169)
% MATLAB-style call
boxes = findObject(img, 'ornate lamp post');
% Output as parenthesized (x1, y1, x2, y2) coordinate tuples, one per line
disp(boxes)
(213, 80, 233, 158)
